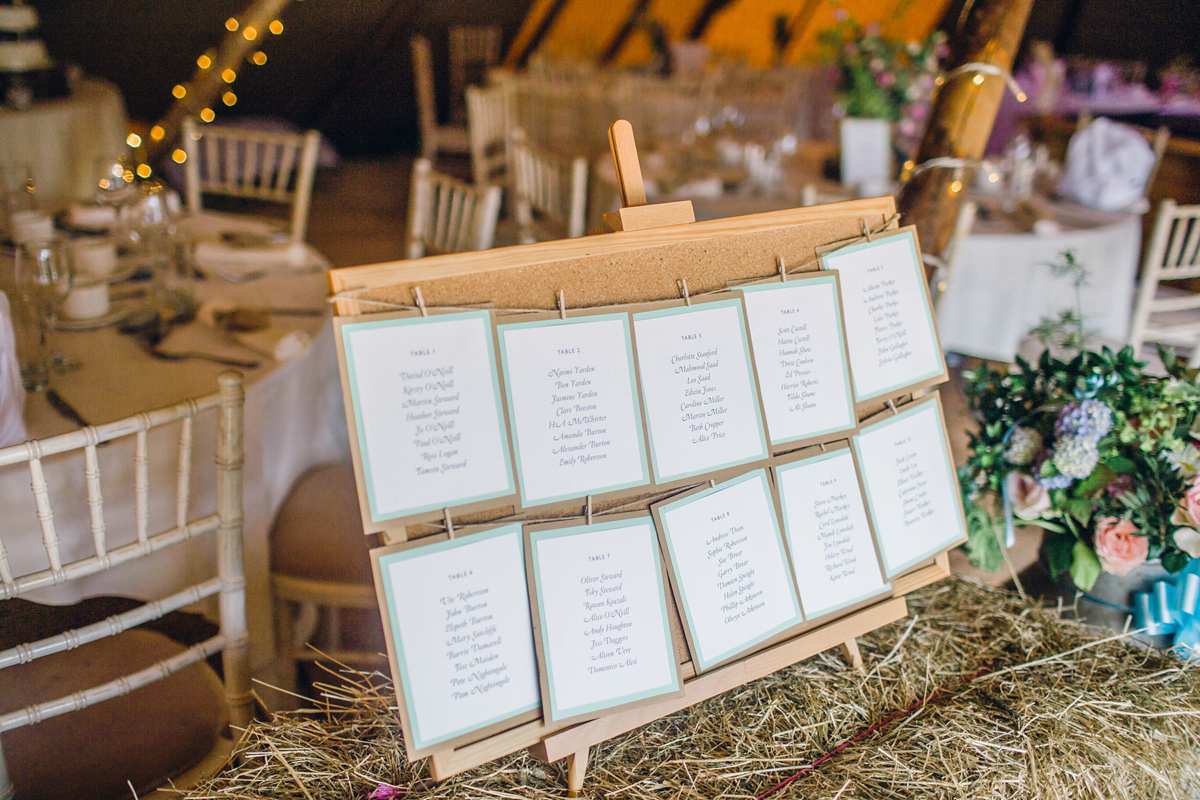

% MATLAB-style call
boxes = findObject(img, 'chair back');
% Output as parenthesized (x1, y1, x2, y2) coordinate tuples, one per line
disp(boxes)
(405, 158, 502, 258)
(510, 129, 588, 243)
(0, 372, 249, 797)
(1128, 200, 1200, 357)
(467, 83, 514, 188)
(181, 117, 321, 242)
(449, 25, 501, 117)
(411, 35, 439, 158)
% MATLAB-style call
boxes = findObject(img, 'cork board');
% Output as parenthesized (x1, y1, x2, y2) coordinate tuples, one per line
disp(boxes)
(328, 199, 896, 319)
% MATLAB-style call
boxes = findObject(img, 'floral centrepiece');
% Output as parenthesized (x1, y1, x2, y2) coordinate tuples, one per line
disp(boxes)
(816, 12, 947, 136)
(961, 343, 1200, 591)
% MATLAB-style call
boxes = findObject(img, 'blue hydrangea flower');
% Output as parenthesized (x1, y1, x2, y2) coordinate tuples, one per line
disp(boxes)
(1055, 399, 1113, 442)
(1003, 427, 1043, 466)
(1037, 472, 1073, 490)
(1051, 435, 1100, 480)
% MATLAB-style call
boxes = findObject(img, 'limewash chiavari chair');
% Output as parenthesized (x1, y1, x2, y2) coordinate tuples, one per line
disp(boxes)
(0, 372, 250, 800)
(1127, 200, 1200, 365)
(510, 128, 588, 243)
(181, 116, 321, 242)
(448, 25, 502, 122)
(466, 83, 515, 189)
(411, 35, 471, 162)
(405, 158, 502, 258)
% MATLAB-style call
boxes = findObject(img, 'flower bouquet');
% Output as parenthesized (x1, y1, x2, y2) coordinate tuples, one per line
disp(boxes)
(960, 324, 1200, 592)
(816, 12, 947, 136)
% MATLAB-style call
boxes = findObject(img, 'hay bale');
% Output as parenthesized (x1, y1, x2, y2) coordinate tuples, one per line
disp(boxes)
(179, 579, 1200, 799)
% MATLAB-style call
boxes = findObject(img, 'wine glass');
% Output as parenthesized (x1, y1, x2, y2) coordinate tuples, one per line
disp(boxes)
(12, 240, 72, 391)
(0, 161, 37, 240)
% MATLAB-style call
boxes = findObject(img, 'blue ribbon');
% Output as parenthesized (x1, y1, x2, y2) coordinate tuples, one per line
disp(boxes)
(1131, 559, 1200, 658)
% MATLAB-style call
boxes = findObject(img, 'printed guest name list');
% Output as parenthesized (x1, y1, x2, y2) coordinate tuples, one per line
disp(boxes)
(656, 470, 802, 671)
(633, 300, 769, 483)
(776, 450, 888, 618)
(498, 315, 649, 506)
(741, 278, 856, 444)
(378, 525, 540, 752)
(340, 312, 514, 523)
(530, 518, 680, 721)
(821, 231, 944, 402)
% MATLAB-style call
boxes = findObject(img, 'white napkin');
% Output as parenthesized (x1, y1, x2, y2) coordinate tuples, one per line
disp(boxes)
(193, 239, 310, 278)
(0, 292, 28, 446)
(65, 204, 118, 230)
(197, 302, 313, 361)
(1058, 118, 1156, 211)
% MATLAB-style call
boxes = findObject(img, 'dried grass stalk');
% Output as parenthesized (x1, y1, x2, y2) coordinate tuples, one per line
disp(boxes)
(177, 579, 1200, 799)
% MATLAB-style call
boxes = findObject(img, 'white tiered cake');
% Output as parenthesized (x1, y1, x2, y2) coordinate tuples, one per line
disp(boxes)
(0, 1, 67, 108)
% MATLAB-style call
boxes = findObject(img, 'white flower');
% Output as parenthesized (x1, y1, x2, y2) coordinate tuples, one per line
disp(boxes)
(1175, 527, 1200, 558)
(1167, 443, 1200, 477)
(1007, 472, 1051, 520)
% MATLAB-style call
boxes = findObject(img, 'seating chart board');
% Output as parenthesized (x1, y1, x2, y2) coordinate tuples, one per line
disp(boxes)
(332, 189, 959, 792)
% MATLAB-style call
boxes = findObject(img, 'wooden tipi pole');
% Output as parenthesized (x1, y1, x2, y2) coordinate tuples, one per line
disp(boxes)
(145, 0, 296, 164)
(895, 0, 1034, 269)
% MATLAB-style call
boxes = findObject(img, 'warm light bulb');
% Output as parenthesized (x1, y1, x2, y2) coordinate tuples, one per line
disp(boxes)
(136, 164, 153, 179)
(988, 172, 1000, 183)
(172, 84, 187, 99)
(200, 108, 215, 122)
(269, 20, 283, 34)
(172, 149, 187, 163)
(972, 73, 984, 86)
(150, 125, 165, 141)
(242, 26, 257, 41)
(197, 54, 212, 69)
(221, 68, 236, 83)
(126, 133, 142, 148)
(225, 17, 239, 31)
(122, 169, 134, 183)
(950, 180, 963, 193)
(222, 91, 237, 106)
(252, 50, 267, 65)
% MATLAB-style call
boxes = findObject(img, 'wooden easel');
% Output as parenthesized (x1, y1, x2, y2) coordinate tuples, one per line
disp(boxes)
(329, 121, 953, 795)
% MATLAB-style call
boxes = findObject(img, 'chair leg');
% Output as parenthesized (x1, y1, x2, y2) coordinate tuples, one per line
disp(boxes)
(273, 597, 299, 707)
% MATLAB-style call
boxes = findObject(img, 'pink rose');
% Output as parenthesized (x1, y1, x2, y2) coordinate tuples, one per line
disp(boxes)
(880, 71, 896, 87)
(1007, 472, 1050, 520)
(1183, 476, 1200, 527)
(1093, 517, 1148, 577)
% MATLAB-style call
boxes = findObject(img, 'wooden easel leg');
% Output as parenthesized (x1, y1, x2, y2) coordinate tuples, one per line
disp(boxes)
(566, 747, 590, 797)
(839, 637, 865, 673)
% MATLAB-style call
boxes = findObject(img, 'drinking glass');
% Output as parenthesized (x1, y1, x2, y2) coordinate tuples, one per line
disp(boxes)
(12, 241, 71, 391)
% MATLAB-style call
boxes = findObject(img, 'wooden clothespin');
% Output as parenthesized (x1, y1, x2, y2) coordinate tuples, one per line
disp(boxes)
(678, 278, 692, 306)
(887, 399, 898, 415)
(443, 508, 455, 538)
(860, 218, 873, 242)
(413, 286, 429, 317)
(558, 290, 568, 320)
(776, 254, 788, 282)
(585, 495, 593, 526)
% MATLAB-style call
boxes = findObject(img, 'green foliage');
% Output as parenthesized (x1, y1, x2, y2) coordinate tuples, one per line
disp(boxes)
(961, 251, 1200, 582)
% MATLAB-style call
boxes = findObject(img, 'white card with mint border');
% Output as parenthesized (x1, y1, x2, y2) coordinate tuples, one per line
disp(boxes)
(496, 312, 650, 508)
(652, 470, 804, 672)
(774, 445, 890, 619)
(632, 298, 769, 484)
(739, 274, 857, 447)
(818, 228, 947, 405)
(852, 395, 968, 577)
(372, 524, 541, 759)
(527, 516, 682, 723)
(336, 310, 516, 530)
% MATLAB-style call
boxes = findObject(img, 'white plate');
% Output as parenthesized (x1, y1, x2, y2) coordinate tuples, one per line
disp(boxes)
(56, 301, 134, 332)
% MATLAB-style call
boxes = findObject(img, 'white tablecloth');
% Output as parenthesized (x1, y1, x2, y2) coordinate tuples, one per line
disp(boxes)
(936, 201, 1142, 362)
(0, 78, 128, 204)
(4, 212, 350, 680)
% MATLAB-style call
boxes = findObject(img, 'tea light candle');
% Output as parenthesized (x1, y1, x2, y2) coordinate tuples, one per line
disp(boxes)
(70, 237, 119, 278)
(63, 283, 110, 320)
(10, 211, 54, 245)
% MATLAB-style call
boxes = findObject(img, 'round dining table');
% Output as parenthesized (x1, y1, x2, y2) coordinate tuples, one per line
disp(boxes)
(935, 196, 1142, 362)
(0, 78, 128, 204)
(4, 211, 351, 684)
